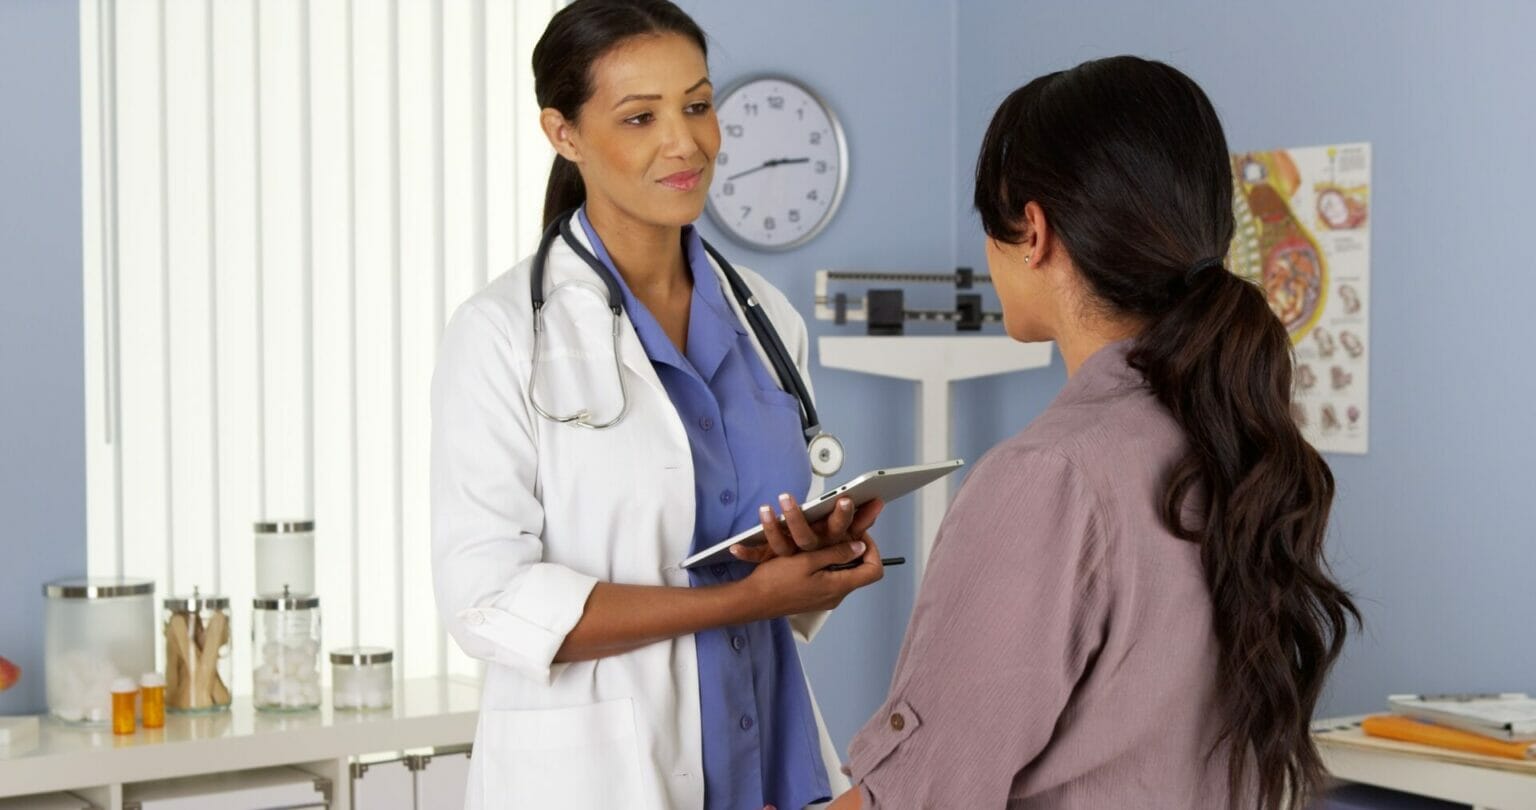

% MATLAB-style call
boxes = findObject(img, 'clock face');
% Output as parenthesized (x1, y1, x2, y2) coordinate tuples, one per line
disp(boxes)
(705, 75, 847, 251)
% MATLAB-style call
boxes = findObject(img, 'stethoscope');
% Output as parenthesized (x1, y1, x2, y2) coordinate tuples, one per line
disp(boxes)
(527, 211, 846, 478)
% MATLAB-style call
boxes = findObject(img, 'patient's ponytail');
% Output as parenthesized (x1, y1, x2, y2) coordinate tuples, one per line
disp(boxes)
(974, 55, 1359, 809)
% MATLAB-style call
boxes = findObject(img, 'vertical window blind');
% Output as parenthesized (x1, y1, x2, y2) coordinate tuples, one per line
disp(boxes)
(79, 0, 559, 693)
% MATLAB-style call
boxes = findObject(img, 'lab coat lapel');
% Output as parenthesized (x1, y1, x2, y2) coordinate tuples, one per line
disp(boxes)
(546, 213, 666, 399)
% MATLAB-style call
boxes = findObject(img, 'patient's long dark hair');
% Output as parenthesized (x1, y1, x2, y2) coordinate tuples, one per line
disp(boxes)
(532, 0, 708, 227)
(975, 56, 1358, 809)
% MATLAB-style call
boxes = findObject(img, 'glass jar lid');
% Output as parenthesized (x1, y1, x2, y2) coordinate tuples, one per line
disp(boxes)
(330, 646, 394, 666)
(254, 519, 315, 533)
(164, 586, 230, 611)
(253, 584, 320, 610)
(44, 577, 155, 600)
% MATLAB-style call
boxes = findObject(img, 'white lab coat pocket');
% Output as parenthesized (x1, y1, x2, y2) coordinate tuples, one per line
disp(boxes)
(480, 697, 651, 809)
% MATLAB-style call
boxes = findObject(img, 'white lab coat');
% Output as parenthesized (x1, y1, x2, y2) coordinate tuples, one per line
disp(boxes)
(431, 212, 850, 809)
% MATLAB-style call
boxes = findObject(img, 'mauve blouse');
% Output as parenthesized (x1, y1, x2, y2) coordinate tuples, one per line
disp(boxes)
(848, 342, 1256, 809)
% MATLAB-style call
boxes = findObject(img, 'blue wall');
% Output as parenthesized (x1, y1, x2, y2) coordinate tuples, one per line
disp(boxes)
(0, 0, 85, 714)
(952, 0, 1536, 718)
(676, 0, 963, 750)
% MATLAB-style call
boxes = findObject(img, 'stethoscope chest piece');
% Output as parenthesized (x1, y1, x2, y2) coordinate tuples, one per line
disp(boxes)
(808, 432, 845, 478)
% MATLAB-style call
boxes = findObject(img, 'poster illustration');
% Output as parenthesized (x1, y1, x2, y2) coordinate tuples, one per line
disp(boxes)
(1230, 142, 1371, 454)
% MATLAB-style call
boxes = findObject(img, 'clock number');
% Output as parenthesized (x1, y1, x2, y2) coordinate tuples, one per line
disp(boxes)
(739, 206, 751, 220)
(768, 95, 785, 110)
(726, 124, 744, 138)
(722, 183, 735, 196)
(815, 160, 828, 174)
(717, 152, 729, 166)
(796, 108, 804, 121)
(743, 103, 759, 117)
(806, 189, 819, 201)
(788, 209, 801, 224)
(809, 131, 822, 145)
(764, 216, 777, 231)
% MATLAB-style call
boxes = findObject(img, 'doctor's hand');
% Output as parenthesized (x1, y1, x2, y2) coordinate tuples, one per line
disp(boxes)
(737, 535, 886, 617)
(730, 494, 885, 563)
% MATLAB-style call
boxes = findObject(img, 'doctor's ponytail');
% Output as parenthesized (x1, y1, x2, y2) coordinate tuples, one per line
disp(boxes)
(975, 56, 1359, 810)
(543, 156, 585, 229)
(532, 0, 708, 228)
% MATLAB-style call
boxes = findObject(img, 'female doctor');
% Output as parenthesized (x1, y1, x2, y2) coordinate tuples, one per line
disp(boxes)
(431, 2, 886, 808)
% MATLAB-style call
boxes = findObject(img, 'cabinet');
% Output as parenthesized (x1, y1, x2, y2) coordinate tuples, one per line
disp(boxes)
(351, 745, 470, 810)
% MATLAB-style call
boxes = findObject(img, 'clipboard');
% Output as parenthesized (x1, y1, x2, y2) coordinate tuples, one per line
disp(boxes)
(680, 459, 965, 570)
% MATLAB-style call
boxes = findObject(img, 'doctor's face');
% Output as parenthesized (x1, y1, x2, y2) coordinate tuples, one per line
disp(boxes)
(565, 33, 719, 228)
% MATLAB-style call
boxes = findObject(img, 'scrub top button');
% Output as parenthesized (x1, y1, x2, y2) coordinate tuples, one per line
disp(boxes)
(699, 416, 714, 431)
(720, 490, 734, 505)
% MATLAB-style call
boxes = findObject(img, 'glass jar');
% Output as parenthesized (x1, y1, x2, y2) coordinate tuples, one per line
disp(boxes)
(330, 647, 393, 711)
(163, 588, 233, 713)
(254, 520, 315, 596)
(43, 578, 156, 725)
(252, 586, 321, 712)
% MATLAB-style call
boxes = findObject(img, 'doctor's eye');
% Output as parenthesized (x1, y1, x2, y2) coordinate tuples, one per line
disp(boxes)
(685, 101, 713, 115)
(622, 112, 655, 126)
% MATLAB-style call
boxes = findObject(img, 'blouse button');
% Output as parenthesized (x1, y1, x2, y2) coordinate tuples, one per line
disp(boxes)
(889, 712, 906, 732)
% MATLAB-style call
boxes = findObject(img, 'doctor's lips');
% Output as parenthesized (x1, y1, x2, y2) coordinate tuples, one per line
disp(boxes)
(658, 168, 704, 191)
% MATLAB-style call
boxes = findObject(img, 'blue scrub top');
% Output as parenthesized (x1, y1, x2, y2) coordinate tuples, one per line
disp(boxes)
(579, 209, 829, 810)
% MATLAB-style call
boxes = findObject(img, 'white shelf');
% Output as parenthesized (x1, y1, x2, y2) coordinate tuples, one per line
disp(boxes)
(0, 676, 480, 804)
(819, 335, 1053, 382)
(818, 336, 1055, 574)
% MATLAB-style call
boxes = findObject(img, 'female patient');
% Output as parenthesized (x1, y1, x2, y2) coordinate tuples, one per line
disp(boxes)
(832, 56, 1358, 809)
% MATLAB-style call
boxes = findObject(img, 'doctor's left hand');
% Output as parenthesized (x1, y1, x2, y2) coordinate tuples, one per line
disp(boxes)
(730, 494, 884, 563)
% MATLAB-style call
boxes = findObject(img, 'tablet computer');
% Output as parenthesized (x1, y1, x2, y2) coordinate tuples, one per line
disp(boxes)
(680, 459, 965, 570)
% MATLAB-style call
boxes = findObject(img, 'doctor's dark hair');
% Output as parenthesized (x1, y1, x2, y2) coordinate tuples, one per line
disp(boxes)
(975, 56, 1358, 809)
(533, 0, 707, 228)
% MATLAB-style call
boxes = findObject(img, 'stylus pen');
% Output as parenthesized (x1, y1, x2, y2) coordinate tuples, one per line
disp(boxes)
(823, 556, 905, 572)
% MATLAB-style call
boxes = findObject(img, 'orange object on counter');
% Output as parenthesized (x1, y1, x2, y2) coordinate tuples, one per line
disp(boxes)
(1362, 714, 1536, 760)
(139, 672, 166, 729)
(110, 677, 138, 735)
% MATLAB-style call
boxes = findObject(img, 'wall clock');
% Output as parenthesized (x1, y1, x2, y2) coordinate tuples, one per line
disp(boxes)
(705, 75, 848, 251)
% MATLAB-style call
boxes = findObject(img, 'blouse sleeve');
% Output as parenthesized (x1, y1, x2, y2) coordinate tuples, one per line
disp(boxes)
(847, 444, 1110, 807)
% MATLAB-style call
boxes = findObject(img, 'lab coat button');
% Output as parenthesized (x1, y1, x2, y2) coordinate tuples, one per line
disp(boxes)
(465, 611, 486, 626)
(731, 635, 746, 652)
(889, 712, 906, 731)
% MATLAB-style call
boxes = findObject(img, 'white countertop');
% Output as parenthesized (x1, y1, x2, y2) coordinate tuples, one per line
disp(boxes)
(0, 676, 481, 799)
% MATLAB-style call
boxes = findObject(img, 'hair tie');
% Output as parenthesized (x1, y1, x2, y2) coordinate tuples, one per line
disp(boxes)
(1186, 257, 1225, 284)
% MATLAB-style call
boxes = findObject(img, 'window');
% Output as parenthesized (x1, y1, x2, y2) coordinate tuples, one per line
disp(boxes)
(79, 0, 559, 691)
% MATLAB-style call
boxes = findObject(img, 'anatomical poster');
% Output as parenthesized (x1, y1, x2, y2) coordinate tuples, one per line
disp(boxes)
(1229, 142, 1371, 454)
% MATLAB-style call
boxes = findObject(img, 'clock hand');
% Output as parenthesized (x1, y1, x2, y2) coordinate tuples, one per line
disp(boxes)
(726, 156, 810, 182)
